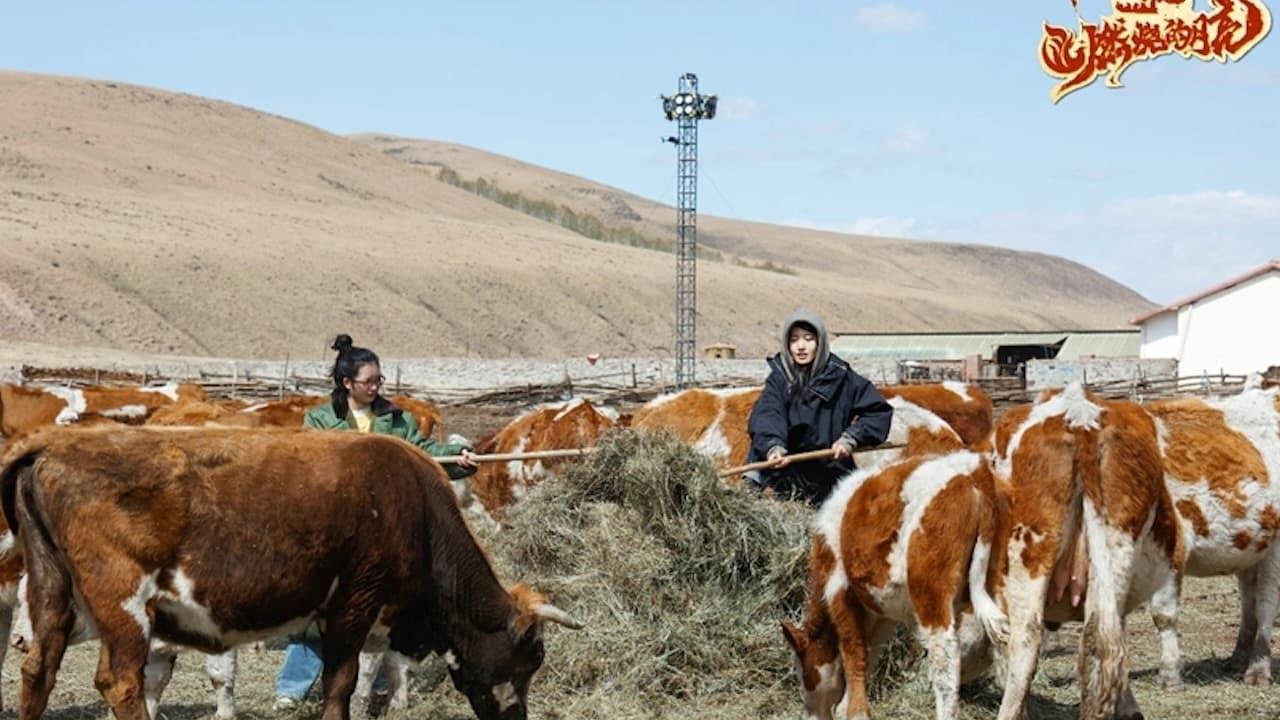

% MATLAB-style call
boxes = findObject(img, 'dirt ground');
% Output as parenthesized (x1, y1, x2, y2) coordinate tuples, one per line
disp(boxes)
(1, 576, 1276, 720)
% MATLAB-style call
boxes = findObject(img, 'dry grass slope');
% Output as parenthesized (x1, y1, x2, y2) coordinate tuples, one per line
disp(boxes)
(2, 69, 1152, 362)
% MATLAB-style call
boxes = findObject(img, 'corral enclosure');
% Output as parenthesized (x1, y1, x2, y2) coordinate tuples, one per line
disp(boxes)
(2, 410, 1278, 720)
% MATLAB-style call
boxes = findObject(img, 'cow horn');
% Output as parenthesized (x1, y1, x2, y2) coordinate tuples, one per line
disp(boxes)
(534, 603, 584, 629)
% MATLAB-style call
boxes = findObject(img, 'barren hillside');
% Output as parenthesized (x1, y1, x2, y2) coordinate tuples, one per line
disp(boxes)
(0, 70, 1153, 361)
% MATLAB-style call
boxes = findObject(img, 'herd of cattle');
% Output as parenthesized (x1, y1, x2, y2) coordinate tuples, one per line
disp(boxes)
(0, 377, 1278, 720)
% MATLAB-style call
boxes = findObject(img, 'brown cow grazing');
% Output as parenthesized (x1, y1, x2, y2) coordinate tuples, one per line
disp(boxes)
(630, 382, 992, 471)
(1, 426, 581, 720)
(470, 398, 618, 518)
(1143, 387, 1280, 687)
(0, 382, 208, 437)
(783, 451, 1006, 720)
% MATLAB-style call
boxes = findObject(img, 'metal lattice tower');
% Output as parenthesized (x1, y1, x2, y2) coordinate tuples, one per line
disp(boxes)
(660, 73, 716, 389)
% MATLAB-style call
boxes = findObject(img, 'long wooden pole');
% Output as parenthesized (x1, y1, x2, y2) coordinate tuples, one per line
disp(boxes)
(435, 448, 597, 465)
(717, 443, 906, 478)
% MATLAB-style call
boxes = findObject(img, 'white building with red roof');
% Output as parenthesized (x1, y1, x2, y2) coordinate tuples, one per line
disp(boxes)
(1132, 259, 1280, 377)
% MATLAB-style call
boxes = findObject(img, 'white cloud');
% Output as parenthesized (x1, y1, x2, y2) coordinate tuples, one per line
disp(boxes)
(788, 216, 921, 238)
(846, 216, 920, 237)
(715, 97, 762, 121)
(884, 126, 929, 154)
(854, 3, 928, 32)
(946, 190, 1280, 303)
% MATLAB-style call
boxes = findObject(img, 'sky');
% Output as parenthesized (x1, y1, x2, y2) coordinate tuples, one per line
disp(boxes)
(2, 1, 1277, 305)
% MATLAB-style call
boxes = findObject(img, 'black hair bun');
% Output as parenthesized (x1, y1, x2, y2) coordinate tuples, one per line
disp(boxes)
(331, 334, 354, 352)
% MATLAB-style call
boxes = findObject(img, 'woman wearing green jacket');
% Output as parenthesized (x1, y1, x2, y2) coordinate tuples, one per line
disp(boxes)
(299, 335, 476, 477)
(274, 333, 477, 709)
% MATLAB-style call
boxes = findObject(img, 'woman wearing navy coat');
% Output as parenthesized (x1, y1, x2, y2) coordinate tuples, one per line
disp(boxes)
(746, 308, 894, 504)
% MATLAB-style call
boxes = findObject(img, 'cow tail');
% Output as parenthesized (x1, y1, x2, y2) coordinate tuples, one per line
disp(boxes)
(3, 441, 71, 591)
(1074, 428, 1125, 720)
(1, 439, 43, 544)
(968, 470, 1008, 646)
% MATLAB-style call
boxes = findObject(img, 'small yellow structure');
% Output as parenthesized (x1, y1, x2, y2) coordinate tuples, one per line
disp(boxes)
(703, 343, 737, 360)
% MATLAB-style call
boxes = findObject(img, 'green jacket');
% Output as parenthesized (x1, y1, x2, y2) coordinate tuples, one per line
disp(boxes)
(303, 396, 476, 480)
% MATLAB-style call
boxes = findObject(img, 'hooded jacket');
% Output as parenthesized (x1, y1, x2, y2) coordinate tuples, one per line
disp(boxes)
(747, 309, 893, 504)
(304, 395, 476, 480)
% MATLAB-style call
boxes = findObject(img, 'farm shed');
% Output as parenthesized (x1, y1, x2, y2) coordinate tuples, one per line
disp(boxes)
(830, 330, 1139, 365)
(1133, 259, 1280, 377)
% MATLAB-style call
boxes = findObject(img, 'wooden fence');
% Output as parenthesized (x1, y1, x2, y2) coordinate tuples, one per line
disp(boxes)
(15, 363, 759, 407)
(13, 364, 1261, 409)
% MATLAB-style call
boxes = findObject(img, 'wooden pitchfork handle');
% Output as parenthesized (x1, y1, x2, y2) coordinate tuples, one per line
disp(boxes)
(435, 448, 597, 464)
(718, 443, 906, 478)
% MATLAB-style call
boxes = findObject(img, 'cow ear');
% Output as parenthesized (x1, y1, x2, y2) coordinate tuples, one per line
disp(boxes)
(780, 620, 805, 655)
(509, 611, 539, 645)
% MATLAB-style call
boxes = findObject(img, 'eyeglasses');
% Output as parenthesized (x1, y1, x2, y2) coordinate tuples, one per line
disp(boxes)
(351, 375, 385, 388)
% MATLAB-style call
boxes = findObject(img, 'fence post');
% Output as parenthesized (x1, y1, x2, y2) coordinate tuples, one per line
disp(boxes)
(395, 365, 402, 395)
(280, 355, 290, 400)
(231, 362, 238, 401)
(94, 368, 100, 385)
(631, 363, 637, 389)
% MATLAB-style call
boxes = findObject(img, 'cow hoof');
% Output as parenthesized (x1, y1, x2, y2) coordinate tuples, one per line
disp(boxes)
(1243, 663, 1271, 686)
(1159, 670, 1184, 691)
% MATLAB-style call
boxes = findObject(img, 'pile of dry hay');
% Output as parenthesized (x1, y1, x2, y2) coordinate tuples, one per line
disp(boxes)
(407, 429, 923, 719)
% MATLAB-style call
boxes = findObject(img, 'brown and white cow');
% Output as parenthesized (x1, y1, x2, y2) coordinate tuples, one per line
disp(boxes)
(989, 386, 1182, 720)
(630, 387, 760, 468)
(0, 508, 238, 718)
(8, 573, 239, 719)
(786, 385, 1182, 720)
(631, 382, 991, 471)
(1, 426, 581, 720)
(8, 575, 408, 719)
(0, 382, 208, 437)
(783, 451, 1006, 720)
(1142, 387, 1280, 687)
(470, 398, 618, 519)
(883, 382, 992, 448)
(147, 393, 442, 438)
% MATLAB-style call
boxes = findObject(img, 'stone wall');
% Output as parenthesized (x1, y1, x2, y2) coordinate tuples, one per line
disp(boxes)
(1025, 358, 1178, 390)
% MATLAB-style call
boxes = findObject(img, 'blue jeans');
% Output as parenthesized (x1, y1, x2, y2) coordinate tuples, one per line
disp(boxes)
(275, 636, 391, 700)
(276, 638, 323, 700)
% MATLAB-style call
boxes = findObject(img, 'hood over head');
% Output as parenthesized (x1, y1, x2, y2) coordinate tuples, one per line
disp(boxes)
(780, 308, 830, 386)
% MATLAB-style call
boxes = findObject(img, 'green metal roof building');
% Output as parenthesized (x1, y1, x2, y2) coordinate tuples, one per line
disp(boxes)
(830, 330, 1140, 364)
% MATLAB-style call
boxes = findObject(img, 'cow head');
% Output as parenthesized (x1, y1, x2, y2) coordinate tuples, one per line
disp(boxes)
(440, 584, 582, 720)
(781, 619, 844, 720)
